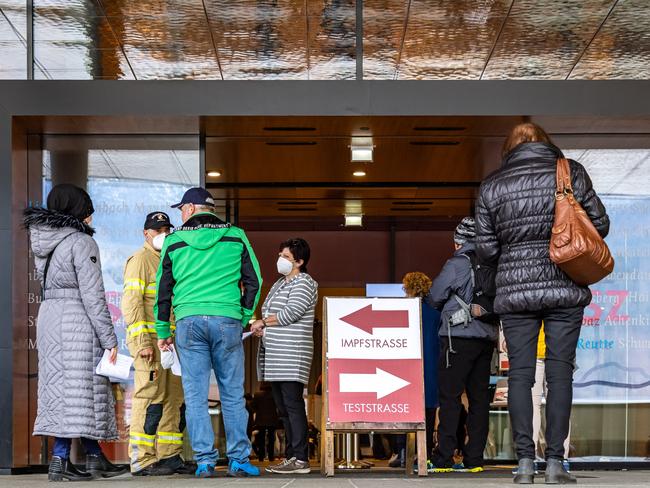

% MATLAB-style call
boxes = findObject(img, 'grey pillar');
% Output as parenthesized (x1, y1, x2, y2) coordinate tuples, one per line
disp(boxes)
(0, 109, 13, 470)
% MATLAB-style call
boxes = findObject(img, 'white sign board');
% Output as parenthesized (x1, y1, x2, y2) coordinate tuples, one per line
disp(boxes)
(327, 297, 422, 360)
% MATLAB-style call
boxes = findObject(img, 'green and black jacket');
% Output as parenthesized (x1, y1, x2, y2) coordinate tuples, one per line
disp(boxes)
(154, 212, 262, 339)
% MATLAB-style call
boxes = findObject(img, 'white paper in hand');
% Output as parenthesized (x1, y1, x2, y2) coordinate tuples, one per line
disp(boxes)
(96, 350, 133, 381)
(160, 350, 174, 370)
(170, 346, 182, 377)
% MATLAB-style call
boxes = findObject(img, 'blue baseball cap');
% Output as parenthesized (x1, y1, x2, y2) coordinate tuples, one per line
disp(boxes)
(171, 187, 215, 209)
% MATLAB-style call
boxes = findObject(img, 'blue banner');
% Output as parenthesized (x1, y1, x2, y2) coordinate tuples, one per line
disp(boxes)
(573, 196, 650, 403)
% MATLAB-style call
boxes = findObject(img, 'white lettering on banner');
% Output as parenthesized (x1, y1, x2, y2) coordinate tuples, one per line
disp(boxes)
(27, 293, 42, 304)
(327, 298, 421, 360)
(340, 338, 408, 349)
(343, 403, 411, 414)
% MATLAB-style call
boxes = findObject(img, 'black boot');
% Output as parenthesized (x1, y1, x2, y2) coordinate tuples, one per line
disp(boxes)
(48, 456, 92, 482)
(86, 452, 129, 478)
(514, 458, 535, 484)
(545, 458, 576, 484)
(131, 462, 175, 477)
(158, 454, 197, 474)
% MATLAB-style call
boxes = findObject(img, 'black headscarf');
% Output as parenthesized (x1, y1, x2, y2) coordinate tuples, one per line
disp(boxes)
(46, 184, 95, 221)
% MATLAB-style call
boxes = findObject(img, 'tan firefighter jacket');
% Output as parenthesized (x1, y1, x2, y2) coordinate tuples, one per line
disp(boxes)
(121, 242, 174, 361)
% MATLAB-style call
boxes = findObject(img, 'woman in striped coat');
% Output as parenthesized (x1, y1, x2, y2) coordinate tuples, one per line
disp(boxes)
(250, 238, 318, 475)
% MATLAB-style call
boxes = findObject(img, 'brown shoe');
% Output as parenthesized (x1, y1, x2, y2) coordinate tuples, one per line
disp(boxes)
(265, 458, 292, 473)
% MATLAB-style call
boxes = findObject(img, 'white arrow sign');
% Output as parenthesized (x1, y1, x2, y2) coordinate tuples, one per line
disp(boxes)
(339, 368, 411, 400)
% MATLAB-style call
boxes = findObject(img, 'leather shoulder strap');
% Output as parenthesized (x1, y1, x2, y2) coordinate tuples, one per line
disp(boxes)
(556, 158, 573, 193)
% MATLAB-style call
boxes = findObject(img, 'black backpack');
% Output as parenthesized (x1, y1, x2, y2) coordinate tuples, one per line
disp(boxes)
(459, 250, 498, 325)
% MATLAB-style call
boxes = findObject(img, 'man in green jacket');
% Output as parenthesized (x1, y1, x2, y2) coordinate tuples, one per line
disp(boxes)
(154, 187, 262, 478)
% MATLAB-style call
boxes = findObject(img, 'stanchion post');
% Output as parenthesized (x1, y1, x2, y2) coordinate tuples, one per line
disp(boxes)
(405, 432, 416, 475)
(323, 430, 335, 476)
(416, 429, 427, 476)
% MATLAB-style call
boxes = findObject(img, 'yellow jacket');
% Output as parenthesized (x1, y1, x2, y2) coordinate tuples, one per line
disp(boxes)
(537, 324, 546, 359)
(121, 242, 171, 357)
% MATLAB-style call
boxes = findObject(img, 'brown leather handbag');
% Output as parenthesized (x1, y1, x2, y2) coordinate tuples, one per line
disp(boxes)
(549, 158, 614, 286)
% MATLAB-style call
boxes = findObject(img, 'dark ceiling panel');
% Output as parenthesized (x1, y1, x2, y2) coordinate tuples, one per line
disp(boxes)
(397, 0, 511, 79)
(234, 196, 473, 217)
(205, 135, 502, 184)
(569, 0, 650, 79)
(363, 0, 408, 79)
(482, 0, 615, 79)
(203, 115, 526, 137)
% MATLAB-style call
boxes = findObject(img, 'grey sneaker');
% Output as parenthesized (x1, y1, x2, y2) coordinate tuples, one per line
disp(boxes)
(270, 458, 311, 474)
(265, 457, 293, 473)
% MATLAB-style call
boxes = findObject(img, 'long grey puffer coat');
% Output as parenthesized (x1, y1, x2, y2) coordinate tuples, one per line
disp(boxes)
(24, 207, 118, 440)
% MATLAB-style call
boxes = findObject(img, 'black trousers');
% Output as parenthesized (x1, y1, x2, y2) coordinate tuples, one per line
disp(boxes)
(434, 337, 495, 468)
(254, 426, 276, 461)
(501, 306, 583, 461)
(271, 381, 308, 462)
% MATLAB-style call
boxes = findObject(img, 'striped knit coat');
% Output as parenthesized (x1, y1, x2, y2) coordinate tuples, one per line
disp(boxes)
(257, 273, 318, 384)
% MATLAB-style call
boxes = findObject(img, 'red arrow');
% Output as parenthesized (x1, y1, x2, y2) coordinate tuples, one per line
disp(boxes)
(339, 304, 409, 334)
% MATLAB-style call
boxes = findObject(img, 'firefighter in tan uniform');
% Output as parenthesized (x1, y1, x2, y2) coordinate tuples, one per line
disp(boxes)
(121, 212, 192, 476)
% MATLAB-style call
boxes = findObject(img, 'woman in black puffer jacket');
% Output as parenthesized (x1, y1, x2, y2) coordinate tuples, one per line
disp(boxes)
(476, 123, 609, 484)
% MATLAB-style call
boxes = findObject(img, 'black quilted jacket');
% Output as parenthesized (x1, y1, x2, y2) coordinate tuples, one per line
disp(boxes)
(475, 142, 610, 315)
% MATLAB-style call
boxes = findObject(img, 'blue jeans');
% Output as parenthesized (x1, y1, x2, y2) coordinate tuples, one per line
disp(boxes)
(53, 438, 101, 459)
(175, 315, 250, 465)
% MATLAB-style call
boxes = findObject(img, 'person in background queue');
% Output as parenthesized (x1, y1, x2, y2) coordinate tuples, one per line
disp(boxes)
(426, 217, 498, 474)
(154, 187, 263, 478)
(121, 211, 193, 476)
(252, 382, 279, 462)
(403, 271, 439, 466)
(24, 184, 127, 482)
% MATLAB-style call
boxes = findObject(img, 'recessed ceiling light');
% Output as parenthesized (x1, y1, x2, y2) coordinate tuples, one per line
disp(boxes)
(207, 171, 221, 177)
(353, 170, 366, 177)
(351, 147, 373, 162)
(350, 137, 374, 162)
(344, 214, 363, 227)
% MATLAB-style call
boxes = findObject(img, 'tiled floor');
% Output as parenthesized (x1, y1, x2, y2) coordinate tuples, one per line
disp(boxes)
(1, 469, 650, 487)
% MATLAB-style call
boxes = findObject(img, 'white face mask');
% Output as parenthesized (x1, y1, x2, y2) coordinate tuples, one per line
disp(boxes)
(152, 232, 167, 251)
(276, 257, 294, 276)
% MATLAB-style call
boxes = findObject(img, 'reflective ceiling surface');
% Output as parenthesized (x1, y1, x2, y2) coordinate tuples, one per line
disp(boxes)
(1, 0, 648, 79)
(0, 0, 27, 79)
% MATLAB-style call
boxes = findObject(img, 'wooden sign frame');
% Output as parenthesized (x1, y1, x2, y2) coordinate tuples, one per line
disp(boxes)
(320, 297, 428, 477)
